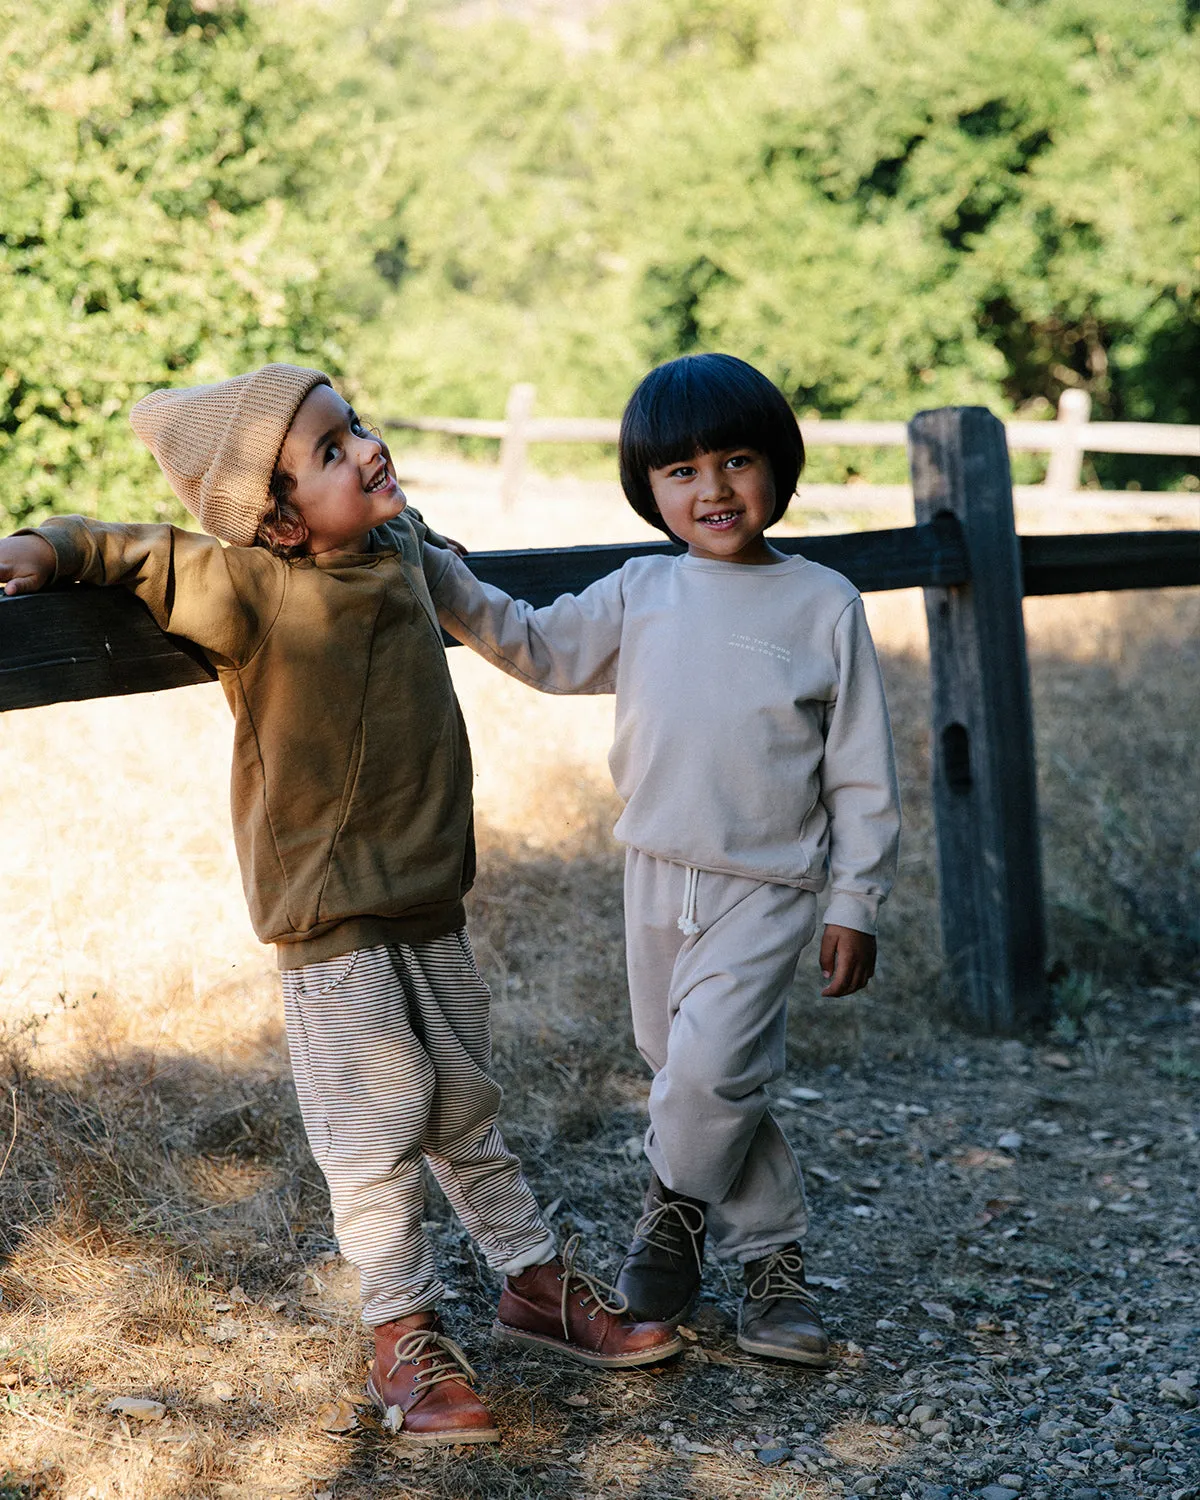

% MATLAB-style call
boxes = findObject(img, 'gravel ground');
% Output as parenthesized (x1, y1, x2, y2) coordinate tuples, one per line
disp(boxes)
(368, 979, 1199, 1500)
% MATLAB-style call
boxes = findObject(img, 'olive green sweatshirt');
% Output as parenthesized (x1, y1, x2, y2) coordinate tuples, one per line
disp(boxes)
(32, 511, 475, 967)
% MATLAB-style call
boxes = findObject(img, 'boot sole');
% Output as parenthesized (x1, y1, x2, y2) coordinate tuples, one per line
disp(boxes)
(366, 1374, 501, 1445)
(492, 1320, 684, 1368)
(734, 1331, 836, 1369)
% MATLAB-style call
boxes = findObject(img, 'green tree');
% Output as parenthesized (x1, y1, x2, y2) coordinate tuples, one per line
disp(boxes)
(0, 0, 355, 527)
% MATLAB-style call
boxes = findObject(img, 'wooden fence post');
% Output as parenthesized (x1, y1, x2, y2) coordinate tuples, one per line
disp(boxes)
(907, 407, 1049, 1032)
(1044, 388, 1092, 495)
(499, 382, 536, 511)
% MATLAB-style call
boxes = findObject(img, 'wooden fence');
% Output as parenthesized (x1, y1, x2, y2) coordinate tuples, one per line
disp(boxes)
(1, 408, 1197, 1033)
(385, 385, 1200, 512)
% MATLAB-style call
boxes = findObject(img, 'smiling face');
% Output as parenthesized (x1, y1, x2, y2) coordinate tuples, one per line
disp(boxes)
(647, 446, 781, 565)
(278, 384, 405, 555)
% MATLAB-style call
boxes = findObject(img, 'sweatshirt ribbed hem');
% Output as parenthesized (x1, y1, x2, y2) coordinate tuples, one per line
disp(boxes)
(273, 902, 468, 970)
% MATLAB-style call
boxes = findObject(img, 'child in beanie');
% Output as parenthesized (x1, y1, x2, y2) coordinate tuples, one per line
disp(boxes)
(0, 365, 681, 1445)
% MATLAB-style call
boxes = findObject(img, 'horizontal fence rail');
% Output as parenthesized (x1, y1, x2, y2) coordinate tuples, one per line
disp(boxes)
(385, 385, 1200, 509)
(0, 525, 1195, 715)
(387, 411, 1200, 457)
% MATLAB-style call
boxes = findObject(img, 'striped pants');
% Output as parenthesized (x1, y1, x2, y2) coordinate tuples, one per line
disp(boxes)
(281, 933, 555, 1326)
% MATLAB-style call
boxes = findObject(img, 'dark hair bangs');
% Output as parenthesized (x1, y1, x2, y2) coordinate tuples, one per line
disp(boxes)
(619, 354, 804, 536)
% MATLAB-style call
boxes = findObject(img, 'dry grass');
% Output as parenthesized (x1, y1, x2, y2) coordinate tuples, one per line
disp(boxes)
(0, 460, 1196, 1498)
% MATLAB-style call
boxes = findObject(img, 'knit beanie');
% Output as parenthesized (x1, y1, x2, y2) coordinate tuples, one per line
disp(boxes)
(130, 364, 331, 546)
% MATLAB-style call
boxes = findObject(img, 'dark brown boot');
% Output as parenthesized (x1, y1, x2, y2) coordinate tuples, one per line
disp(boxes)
(736, 1243, 834, 1368)
(493, 1234, 684, 1369)
(615, 1170, 707, 1323)
(367, 1310, 500, 1445)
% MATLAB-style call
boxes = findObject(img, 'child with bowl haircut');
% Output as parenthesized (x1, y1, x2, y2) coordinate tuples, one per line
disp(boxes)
(425, 353, 901, 1367)
(0, 365, 681, 1445)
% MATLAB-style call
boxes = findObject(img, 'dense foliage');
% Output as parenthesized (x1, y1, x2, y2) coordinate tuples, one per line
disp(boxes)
(1, 0, 1196, 526)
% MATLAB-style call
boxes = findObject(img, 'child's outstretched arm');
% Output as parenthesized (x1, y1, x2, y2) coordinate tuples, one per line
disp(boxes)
(817, 597, 902, 993)
(1, 518, 277, 666)
(0, 534, 56, 596)
(423, 543, 624, 696)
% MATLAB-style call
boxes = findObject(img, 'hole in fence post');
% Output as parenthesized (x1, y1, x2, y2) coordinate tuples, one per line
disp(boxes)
(941, 722, 972, 792)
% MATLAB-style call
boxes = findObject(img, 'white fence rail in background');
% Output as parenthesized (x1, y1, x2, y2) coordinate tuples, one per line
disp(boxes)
(384, 387, 1200, 513)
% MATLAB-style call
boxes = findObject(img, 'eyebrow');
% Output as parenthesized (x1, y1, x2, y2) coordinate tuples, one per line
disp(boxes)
(311, 409, 357, 460)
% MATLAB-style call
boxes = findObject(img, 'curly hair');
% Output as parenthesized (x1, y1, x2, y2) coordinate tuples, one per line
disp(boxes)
(255, 463, 309, 559)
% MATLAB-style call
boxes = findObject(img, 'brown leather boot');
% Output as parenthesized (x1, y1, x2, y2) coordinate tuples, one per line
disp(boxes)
(736, 1243, 834, 1368)
(367, 1310, 500, 1445)
(493, 1234, 684, 1369)
(615, 1170, 707, 1323)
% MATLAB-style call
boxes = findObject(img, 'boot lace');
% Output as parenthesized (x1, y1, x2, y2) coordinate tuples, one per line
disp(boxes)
(630, 1198, 706, 1270)
(556, 1232, 630, 1335)
(386, 1326, 479, 1397)
(745, 1245, 818, 1308)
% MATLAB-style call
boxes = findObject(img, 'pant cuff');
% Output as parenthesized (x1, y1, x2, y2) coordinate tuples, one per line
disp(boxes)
(498, 1233, 557, 1278)
(362, 1278, 447, 1328)
(731, 1233, 807, 1265)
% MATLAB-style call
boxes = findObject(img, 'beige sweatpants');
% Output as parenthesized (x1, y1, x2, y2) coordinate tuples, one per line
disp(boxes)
(624, 850, 818, 1263)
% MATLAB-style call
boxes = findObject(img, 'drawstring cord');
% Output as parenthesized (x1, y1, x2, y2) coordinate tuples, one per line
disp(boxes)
(677, 865, 701, 936)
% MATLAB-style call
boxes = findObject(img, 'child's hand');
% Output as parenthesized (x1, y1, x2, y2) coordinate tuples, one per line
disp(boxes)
(442, 535, 469, 558)
(819, 924, 876, 997)
(0, 534, 56, 597)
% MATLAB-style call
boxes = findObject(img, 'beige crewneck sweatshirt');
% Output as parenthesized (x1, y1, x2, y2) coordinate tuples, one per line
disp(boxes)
(428, 548, 900, 935)
(31, 511, 476, 966)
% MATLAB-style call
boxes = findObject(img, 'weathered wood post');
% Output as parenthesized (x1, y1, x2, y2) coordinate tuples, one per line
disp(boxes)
(907, 407, 1049, 1032)
(499, 382, 535, 512)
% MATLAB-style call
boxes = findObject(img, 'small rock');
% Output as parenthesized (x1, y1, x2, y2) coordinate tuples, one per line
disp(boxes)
(1020, 1404, 1042, 1423)
(980, 1488, 1022, 1500)
(106, 1397, 166, 1422)
(920, 1418, 950, 1436)
(789, 1086, 825, 1102)
(755, 1446, 791, 1466)
(997, 1131, 1025, 1150)
(997, 1477, 1025, 1490)
(1160, 1380, 1198, 1407)
(210, 1381, 236, 1402)
(205, 1318, 244, 1344)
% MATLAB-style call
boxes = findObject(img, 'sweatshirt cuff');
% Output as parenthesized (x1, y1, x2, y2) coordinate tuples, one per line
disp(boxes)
(15, 522, 84, 585)
(823, 890, 880, 937)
